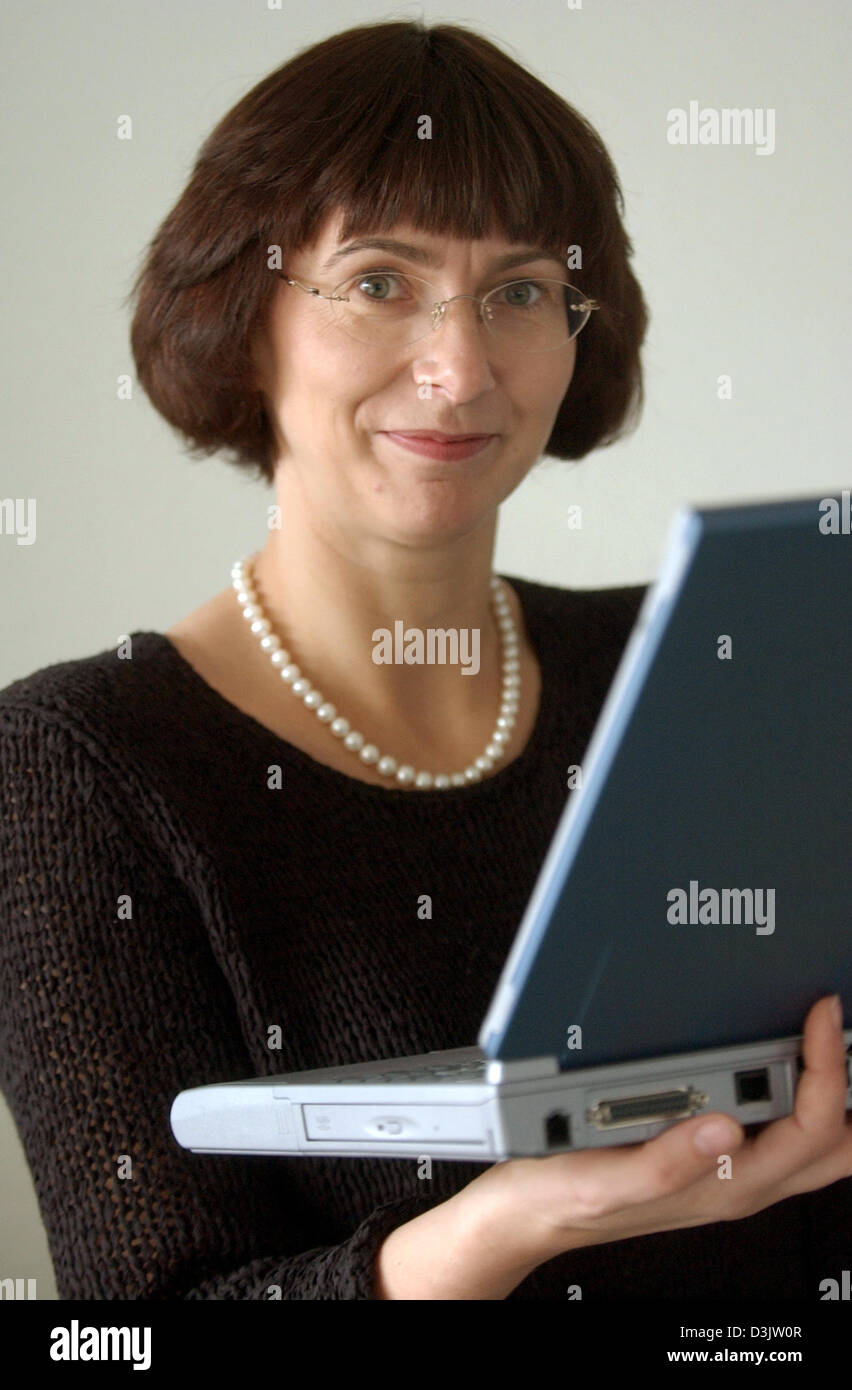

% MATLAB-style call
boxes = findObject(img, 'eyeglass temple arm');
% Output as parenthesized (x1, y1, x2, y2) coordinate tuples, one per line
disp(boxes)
(278, 273, 349, 302)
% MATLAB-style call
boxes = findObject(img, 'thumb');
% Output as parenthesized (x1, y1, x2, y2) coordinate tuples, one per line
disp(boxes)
(564, 1109, 745, 1218)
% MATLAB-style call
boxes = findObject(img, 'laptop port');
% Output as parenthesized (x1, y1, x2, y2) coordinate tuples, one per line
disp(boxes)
(587, 1087, 707, 1130)
(545, 1110, 571, 1148)
(735, 1067, 771, 1103)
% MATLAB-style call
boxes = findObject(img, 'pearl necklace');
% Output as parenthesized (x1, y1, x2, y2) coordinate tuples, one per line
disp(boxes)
(231, 554, 522, 789)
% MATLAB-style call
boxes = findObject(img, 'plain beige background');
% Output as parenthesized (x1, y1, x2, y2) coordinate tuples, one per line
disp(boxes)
(1, 0, 848, 1299)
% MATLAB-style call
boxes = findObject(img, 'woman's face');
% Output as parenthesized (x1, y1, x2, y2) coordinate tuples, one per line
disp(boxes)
(254, 210, 579, 548)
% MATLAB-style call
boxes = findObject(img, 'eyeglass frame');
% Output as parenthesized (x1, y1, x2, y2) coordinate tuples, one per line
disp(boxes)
(276, 267, 600, 351)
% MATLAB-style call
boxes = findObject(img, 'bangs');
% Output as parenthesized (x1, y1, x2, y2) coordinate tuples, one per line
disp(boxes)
(233, 23, 615, 277)
(309, 73, 581, 260)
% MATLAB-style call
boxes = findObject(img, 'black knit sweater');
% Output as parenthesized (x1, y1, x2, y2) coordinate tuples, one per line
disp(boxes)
(0, 575, 847, 1300)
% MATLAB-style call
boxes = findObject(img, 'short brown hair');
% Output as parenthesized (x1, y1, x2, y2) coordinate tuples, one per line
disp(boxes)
(127, 20, 649, 485)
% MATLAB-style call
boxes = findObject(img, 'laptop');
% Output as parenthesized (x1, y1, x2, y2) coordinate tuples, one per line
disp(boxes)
(170, 493, 852, 1161)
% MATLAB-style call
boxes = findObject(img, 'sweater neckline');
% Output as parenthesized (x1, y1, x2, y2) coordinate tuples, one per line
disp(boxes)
(143, 574, 558, 802)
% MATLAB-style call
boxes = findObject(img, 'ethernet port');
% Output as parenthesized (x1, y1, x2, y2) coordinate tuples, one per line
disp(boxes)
(545, 1110, 571, 1148)
(735, 1067, 771, 1104)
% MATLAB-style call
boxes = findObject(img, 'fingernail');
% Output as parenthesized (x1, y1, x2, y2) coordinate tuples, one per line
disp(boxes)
(693, 1121, 734, 1156)
(830, 994, 843, 1027)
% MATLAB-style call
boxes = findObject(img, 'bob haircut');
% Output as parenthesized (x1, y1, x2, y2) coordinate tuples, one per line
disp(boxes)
(128, 20, 649, 485)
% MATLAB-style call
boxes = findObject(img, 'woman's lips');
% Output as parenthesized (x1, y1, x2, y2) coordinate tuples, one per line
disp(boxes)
(382, 431, 497, 461)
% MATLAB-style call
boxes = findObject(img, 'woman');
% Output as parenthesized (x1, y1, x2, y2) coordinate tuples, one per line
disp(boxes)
(0, 20, 848, 1301)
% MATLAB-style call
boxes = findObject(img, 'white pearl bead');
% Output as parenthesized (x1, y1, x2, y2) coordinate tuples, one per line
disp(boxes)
(492, 729, 511, 746)
(450, 773, 467, 787)
(304, 690, 323, 709)
(317, 704, 336, 722)
(486, 742, 505, 760)
(280, 664, 300, 683)
(291, 678, 311, 697)
(251, 618, 271, 636)
(260, 633, 281, 652)
(330, 717, 350, 736)
(344, 731, 364, 751)
(433, 774, 451, 789)
(395, 765, 416, 785)
(464, 767, 482, 782)
(377, 755, 397, 775)
(415, 772, 434, 788)
(271, 649, 291, 667)
(359, 744, 379, 764)
(475, 754, 495, 771)
(496, 715, 513, 729)
(241, 603, 260, 620)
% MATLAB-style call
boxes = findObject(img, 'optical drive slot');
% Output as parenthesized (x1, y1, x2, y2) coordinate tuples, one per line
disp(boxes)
(302, 1103, 487, 1142)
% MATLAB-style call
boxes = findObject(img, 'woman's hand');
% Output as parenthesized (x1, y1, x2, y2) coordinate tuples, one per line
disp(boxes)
(460, 993, 850, 1274)
(375, 995, 849, 1297)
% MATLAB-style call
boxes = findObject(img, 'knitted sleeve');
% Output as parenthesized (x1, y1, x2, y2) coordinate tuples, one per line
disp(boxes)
(0, 705, 437, 1299)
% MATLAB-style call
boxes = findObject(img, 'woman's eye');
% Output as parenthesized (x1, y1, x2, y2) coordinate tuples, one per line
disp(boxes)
(496, 279, 544, 306)
(353, 271, 408, 300)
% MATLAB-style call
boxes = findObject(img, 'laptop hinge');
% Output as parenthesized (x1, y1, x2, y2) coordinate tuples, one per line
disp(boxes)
(485, 1055, 560, 1084)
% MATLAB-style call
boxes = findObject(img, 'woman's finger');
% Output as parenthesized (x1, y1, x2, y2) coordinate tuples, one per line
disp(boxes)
(714, 996, 850, 1205)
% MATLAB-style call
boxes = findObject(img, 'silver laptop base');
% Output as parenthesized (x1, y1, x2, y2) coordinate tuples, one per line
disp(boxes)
(171, 1030, 852, 1162)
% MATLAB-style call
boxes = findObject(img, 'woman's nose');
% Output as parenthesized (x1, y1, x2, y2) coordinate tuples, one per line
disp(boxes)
(411, 296, 499, 393)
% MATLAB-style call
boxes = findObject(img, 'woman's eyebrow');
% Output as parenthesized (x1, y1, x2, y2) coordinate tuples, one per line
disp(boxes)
(319, 237, 565, 275)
